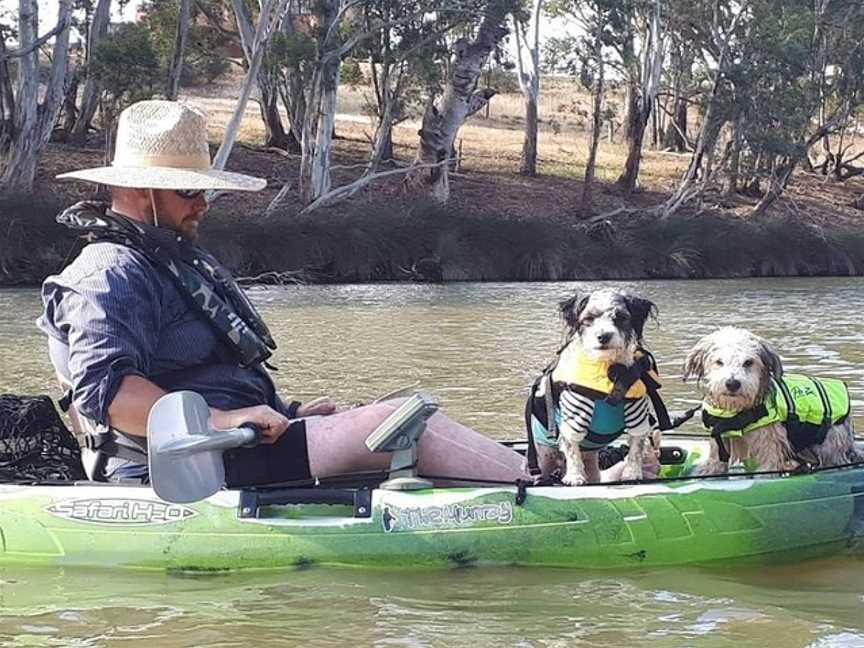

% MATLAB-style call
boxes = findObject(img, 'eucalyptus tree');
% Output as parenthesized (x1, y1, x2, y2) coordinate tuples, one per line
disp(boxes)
(727, 0, 864, 215)
(271, 0, 512, 207)
(353, 0, 458, 171)
(544, 0, 627, 213)
(88, 23, 163, 161)
(166, 0, 192, 100)
(406, 0, 519, 203)
(69, 0, 112, 140)
(0, 0, 73, 192)
(614, 0, 666, 194)
(512, 0, 543, 176)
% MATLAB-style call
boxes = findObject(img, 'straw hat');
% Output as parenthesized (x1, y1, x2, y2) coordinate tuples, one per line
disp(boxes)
(57, 100, 266, 192)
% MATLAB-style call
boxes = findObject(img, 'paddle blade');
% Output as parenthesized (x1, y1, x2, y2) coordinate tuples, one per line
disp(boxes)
(147, 391, 226, 504)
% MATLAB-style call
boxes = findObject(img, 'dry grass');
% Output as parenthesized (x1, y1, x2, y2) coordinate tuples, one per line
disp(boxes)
(30, 71, 863, 229)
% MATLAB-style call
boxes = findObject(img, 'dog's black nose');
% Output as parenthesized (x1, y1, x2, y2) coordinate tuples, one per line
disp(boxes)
(597, 332, 613, 345)
(725, 378, 741, 393)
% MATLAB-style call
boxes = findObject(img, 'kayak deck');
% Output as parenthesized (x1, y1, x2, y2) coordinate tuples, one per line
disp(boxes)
(1, 436, 863, 571)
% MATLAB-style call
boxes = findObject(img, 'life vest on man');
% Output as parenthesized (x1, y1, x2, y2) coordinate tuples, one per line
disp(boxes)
(701, 374, 851, 462)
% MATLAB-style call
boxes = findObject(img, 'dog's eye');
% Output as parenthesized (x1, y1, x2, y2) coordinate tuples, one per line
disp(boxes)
(614, 312, 630, 324)
(714, 359, 724, 367)
(581, 316, 594, 325)
(743, 359, 754, 369)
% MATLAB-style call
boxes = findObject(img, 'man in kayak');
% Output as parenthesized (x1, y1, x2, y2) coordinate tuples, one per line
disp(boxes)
(37, 100, 527, 486)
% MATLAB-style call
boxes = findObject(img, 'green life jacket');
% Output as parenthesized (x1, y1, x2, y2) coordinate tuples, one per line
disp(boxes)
(702, 374, 850, 461)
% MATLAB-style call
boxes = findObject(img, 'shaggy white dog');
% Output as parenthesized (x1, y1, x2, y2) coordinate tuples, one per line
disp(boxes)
(684, 327, 859, 474)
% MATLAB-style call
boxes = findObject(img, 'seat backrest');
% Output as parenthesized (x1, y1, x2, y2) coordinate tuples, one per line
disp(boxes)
(47, 337, 103, 478)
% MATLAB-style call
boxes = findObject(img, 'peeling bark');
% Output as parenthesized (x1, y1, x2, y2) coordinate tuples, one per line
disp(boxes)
(0, 0, 73, 192)
(406, 1, 510, 202)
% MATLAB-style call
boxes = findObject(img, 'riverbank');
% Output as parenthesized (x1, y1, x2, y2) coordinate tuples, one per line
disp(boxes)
(3, 187, 864, 286)
(3, 126, 864, 286)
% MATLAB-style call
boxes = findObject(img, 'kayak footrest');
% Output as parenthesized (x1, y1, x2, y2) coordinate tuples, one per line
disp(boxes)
(237, 487, 373, 519)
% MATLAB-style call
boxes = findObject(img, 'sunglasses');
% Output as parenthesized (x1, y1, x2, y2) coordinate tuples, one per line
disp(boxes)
(173, 189, 205, 200)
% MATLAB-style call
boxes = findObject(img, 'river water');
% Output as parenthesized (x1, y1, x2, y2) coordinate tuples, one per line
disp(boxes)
(1, 279, 863, 646)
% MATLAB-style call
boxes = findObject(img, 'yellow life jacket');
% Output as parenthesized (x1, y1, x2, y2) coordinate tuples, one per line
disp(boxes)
(551, 347, 660, 399)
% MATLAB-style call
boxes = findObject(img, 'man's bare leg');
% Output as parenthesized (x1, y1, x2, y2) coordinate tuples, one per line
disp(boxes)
(304, 400, 528, 482)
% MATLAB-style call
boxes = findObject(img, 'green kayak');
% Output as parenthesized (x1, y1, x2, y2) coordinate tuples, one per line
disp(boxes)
(1, 436, 862, 572)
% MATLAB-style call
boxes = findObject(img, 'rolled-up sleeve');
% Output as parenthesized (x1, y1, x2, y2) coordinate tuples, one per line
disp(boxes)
(39, 245, 163, 425)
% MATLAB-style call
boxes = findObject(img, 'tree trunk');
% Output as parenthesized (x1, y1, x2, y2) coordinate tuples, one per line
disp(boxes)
(617, 100, 649, 193)
(296, 0, 342, 205)
(662, 46, 691, 152)
(406, 0, 510, 202)
(213, 0, 290, 172)
(616, 0, 664, 194)
(0, 0, 72, 192)
(726, 116, 743, 195)
(514, 0, 542, 177)
(71, 0, 111, 141)
(166, 0, 192, 100)
(581, 21, 605, 217)
(259, 75, 293, 149)
(369, 92, 396, 171)
(520, 95, 538, 176)
(308, 63, 338, 202)
(59, 68, 80, 138)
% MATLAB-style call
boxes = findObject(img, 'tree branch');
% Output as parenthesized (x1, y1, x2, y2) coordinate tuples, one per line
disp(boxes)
(0, 12, 71, 62)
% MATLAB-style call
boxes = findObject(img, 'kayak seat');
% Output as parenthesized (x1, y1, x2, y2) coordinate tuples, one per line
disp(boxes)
(47, 338, 148, 482)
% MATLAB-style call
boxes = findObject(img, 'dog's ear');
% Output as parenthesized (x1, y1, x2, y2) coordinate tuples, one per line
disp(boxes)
(559, 292, 589, 330)
(623, 295, 658, 340)
(682, 336, 711, 382)
(755, 335, 784, 379)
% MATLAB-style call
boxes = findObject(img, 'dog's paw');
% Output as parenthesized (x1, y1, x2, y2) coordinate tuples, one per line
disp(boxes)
(695, 461, 727, 476)
(619, 462, 643, 482)
(561, 470, 589, 486)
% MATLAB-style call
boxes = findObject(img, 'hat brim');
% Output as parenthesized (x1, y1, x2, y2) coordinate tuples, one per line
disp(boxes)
(57, 165, 266, 192)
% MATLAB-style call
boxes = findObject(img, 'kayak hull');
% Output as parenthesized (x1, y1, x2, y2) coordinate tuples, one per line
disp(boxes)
(1, 465, 863, 571)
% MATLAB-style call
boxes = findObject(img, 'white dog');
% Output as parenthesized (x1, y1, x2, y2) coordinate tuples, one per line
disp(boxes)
(684, 327, 859, 474)
(527, 289, 667, 485)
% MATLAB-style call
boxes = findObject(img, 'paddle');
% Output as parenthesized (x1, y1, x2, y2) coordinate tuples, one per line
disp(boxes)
(147, 391, 259, 504)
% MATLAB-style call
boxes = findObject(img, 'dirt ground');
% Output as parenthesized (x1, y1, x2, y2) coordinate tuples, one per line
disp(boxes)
(34, 74, 864, 232)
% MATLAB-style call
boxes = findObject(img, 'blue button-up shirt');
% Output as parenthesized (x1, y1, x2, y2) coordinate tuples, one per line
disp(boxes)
(38, 227, 283, 427)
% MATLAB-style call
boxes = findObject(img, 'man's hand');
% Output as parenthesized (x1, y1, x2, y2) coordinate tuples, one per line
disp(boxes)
(210, 405, 290, 444)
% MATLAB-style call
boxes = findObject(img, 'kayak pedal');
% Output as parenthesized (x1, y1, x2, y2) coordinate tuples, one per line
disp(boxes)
(365, 392, 438, 491)
(238, 487, 372, 519)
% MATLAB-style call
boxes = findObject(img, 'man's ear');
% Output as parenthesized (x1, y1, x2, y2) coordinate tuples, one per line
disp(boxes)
(559, 292, 589, 330)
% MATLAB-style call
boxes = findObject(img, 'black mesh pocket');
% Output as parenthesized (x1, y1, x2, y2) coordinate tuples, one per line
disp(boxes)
(0, 394, 87, 482)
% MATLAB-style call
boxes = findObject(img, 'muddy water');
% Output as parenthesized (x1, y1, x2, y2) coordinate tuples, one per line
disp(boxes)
(1, 278, 863, 646)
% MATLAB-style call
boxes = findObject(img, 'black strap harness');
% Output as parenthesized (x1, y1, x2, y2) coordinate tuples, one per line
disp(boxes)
(57, 202, 277, 368)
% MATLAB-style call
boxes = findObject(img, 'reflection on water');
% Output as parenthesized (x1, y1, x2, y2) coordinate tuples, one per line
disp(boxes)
(2, 559, 864, 647)
(1, 278, 864, 644)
